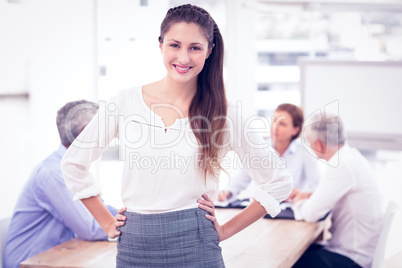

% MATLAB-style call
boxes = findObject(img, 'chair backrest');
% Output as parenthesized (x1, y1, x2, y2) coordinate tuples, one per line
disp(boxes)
(371, 200, 399, 268)
(0, 217, 11, 268)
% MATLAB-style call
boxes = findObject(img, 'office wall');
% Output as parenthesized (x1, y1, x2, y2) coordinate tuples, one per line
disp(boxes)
(0, 0, 97, 219)
(96, 0, 167, 99)
(0, 2, 28, 95)
(299, 59, 402, 151)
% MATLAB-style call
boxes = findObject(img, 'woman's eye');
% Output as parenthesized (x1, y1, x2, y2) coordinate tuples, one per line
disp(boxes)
(170, 44, 179, 48)
(191, 46, 201, 51)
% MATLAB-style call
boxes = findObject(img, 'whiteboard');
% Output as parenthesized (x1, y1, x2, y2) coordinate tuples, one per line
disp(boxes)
(299, 60, 402, 150)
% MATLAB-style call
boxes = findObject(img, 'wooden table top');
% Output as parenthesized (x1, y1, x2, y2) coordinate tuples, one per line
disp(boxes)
(218, 209, 329, 268)
(20, 209, 329, 268)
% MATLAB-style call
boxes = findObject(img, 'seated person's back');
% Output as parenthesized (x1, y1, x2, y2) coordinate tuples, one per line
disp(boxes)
(4, 100, 118, 268)
(293, 114, 382, 268)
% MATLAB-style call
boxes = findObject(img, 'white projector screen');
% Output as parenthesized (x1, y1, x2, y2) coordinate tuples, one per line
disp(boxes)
(299, 60, 402, 151)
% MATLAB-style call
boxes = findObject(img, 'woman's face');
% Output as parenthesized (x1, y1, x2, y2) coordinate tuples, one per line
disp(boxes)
(160, 22, 212, 85)
(271, 110, 300, 144)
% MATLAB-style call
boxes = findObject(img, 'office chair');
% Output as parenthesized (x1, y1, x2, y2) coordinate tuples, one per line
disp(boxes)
(371, 200, 399, 268)
(0, 217, 11, 268)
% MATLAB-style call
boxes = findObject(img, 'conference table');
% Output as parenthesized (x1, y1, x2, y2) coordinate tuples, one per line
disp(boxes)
(20, 209, 331, 268)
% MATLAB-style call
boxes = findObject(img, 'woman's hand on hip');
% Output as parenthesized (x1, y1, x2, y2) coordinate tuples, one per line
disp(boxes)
(108, 207, 127, 239)
(198, 194, 226, 242)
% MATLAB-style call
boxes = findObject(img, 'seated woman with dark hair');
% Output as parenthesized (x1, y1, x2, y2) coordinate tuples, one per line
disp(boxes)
(218, 103, 322, 203)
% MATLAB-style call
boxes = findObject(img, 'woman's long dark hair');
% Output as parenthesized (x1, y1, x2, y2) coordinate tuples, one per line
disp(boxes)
(159, 4, 227, 181)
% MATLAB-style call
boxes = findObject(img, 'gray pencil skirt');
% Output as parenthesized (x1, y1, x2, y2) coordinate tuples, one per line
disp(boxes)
(116, 208, 225, 268)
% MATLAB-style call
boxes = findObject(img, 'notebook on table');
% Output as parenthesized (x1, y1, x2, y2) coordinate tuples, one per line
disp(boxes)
(215, 199, 295, 219)
(215, 199, 330, 221)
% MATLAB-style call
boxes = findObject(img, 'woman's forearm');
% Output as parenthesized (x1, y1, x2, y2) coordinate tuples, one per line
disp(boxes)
(81, 195, 116, 235)
(221, 200, 267, 241)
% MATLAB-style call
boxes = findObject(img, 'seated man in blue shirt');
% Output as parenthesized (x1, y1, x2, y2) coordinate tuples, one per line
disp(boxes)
(4, 100, 118, 268)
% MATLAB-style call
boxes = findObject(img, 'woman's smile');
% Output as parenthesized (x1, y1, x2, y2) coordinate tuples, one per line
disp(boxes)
(173, 64, 193, 74)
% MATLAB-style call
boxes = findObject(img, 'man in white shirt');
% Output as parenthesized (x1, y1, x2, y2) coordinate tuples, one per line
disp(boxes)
(292, 114, 382, 268)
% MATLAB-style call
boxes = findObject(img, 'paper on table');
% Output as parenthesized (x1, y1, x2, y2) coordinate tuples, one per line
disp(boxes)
(279, 202, 293, 210)
(215, 198, 251, 209)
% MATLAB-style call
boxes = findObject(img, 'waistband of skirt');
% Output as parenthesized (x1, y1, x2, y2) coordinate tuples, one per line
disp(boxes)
(123, 207, 205, 220)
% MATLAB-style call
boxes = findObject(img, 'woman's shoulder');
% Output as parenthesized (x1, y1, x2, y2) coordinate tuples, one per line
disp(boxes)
(290, 139, 321, 166)
(290, 138, 302, 148)
(226, 102, 269, 131)
(108, 86, 142, 105)
(118, 85, 142, 99)
(226, 101, 251, 121)
(289, 139, 308, 155)
(226, 102, 243, 130)
(101, 86, 144, 115)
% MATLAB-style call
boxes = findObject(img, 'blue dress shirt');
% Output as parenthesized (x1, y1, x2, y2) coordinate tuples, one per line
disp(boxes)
(4, 145, 118, 268)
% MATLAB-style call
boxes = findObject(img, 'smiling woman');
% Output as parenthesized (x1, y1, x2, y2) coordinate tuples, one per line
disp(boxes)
(161, 23, 212, 79)
(156, 5, 225, 180)
(61, 4, 293, 267)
